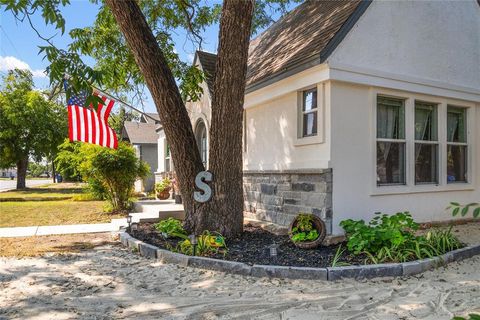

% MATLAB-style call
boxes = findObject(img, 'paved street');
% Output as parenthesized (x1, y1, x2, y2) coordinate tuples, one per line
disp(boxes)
(0, 179, 51, 192)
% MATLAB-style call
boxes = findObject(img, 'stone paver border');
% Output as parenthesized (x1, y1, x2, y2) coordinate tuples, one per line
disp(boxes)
(119, 232, 480, 281)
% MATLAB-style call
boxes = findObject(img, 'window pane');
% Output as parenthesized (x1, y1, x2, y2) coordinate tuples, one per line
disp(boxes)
(377, 97, 405, 139)
(377, 142, 406, 185)
(303, 89, 317, 112)
(447, 145, 467, 183)
(415, 143, 438, 184)
(447, 106, 466, 143)
(415, 102, 437, 141)
(303, 112, 317, 137)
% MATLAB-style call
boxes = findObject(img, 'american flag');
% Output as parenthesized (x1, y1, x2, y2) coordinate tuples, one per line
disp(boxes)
(66, 85, 118, 149)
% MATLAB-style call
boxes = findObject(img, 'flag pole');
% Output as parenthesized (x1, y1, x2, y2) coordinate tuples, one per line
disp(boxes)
(91, 85, 159, 123)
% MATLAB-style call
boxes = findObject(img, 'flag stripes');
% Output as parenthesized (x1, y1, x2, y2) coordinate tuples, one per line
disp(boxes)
(67, 94, 118, 149)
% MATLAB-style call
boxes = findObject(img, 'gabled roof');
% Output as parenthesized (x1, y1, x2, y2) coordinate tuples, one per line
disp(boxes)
(247, 0, 370, 91)
(196, 51, 217, 96)
(141, 113, 160, 124)
(122, 121, 158, 144)
(195, 0, 371, 94)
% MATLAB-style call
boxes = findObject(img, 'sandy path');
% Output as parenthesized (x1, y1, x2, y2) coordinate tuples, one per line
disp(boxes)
(0, 223, 479, 320)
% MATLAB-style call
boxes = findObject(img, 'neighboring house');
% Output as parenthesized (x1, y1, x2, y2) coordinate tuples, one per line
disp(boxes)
(0, 167, 17, 178)
(156, 0, 480, 236)
(122, 113, 160, 192)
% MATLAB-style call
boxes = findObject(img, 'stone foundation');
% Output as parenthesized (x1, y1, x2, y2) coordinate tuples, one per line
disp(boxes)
(243, 169, 333, 234)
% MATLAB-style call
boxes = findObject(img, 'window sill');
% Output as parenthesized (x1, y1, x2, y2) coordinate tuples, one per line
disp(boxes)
(294, 135, 323, 147)
(371, 183, 475, 196)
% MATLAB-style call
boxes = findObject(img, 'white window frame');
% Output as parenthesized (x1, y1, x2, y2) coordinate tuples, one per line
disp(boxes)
(371, 88, 476, 196)
(295, 83, 325, 146)
(414, 100, 439, 185)
(446, 105, 469, 184)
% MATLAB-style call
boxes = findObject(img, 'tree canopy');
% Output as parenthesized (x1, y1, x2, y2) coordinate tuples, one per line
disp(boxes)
(0, 69, 67, 188)
(2, 0, 298, 106)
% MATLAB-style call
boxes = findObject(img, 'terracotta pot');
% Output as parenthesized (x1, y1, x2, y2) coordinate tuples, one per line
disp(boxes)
(157, 188, 171, 200)
(288, 214, 326, 249)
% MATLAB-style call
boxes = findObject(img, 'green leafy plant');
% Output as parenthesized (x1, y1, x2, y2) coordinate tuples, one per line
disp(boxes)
(340, 212, 462, 264)
(340, 212, 418, 254)
(447, 202, 480, 218)
(154, 218, 187, 239)
(155, 178, 172, 193)
(178, 230, 227, 256)
(290, 213, 320, 243)
(330, 244, 350, 267)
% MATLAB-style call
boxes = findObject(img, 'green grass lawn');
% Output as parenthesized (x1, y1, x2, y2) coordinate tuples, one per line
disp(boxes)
(0, 183, 124, 227)
(0, 183, 84, 201)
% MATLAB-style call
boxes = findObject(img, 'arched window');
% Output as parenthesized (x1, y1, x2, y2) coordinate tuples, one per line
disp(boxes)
(195, 120, 208, 167)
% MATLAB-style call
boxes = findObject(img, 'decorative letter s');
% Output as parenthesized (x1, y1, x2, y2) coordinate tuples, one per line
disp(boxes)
(194, 171, 213, 203)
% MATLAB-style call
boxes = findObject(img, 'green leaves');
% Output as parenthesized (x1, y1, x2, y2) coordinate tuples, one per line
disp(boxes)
(0, 70, 67, 169)
(447, 202, 480, 218)
(340, 213, 462, 264)
(154, 218, 187, 239)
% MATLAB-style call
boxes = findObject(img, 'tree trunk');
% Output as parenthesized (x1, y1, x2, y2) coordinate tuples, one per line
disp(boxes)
(105, 0, 204, 230)
(16, 157, 28, 189)
(190, 0, 254, 237)
(105, 0, 254, 238)
(52, 160, 56, 183)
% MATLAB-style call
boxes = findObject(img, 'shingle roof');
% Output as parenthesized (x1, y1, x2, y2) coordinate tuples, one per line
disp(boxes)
(143, 113, 160, 124)
(196, 51, 217, 96)
(247, 0, 366, 89)
(195, 0, 369, 93)
(122, 121, 158, 144)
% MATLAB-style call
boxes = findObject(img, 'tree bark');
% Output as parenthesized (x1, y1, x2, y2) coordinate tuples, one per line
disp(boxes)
(16, 157, 28, 189)
(191, 0, 254, 237)
(105, 0, 254, 238)
(105, 0, 204, 230)
(52, 160, 56, 183)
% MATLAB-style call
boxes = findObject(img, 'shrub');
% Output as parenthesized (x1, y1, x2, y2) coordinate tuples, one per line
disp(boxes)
(340, 212, 462, 264)
(56, 141, 149, 212)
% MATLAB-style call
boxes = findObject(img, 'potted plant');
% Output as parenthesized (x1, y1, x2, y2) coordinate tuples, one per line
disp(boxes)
(289, 213, 326, 249)
(155, 177, 172, 200)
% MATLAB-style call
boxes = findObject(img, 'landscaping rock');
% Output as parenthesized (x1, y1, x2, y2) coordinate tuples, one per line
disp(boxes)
(138, 242, 158, 259)
(251, 265, 328, 280)
(188, 256, 252, 276)
(156, 249, 189, 267)
(327, 263, 402, 280)
(119, 232, 131, 246)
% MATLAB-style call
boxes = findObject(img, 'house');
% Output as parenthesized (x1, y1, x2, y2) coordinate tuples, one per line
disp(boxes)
(156, 0, 480, 236)
(122, 113, 160, 192)
(0, 167, 16, 178)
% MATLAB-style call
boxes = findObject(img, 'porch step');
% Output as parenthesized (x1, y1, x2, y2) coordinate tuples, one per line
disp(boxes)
(132, 199, 185, 221)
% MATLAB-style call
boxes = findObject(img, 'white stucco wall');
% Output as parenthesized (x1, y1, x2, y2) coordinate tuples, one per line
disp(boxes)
(328, 0, 480, 91)
(329, 81, 480, 234)
(244, 81, 331, 170)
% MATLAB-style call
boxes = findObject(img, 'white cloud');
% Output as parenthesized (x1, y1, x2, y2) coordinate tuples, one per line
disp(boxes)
(0, 56, 47, 78)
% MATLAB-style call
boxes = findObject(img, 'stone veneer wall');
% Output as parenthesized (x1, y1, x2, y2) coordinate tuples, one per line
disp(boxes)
(243, 169, 333, 234)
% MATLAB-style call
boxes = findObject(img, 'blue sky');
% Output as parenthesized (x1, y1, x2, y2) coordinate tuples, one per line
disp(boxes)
(0, 1, 293, 113)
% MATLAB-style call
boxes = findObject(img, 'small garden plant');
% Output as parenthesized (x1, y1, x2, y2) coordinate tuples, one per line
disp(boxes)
(179, 230, 227, 256)
(340, 212, 462, 264)
(153, 218, 227, 256)
(154, 217, 187, 239)
(290, 213, 319, 243)
(155, 177, 172, 193)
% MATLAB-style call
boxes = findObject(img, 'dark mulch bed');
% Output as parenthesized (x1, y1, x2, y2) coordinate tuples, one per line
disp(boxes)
(129, 223, 366, 268)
